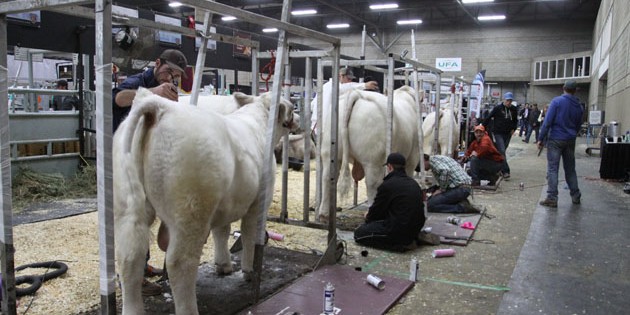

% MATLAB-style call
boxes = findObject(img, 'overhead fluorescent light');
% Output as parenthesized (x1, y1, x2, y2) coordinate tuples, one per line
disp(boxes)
(478, 15, 506, 21)
(369, 3, 399, 10)
(262, 28, 278, 33)
(221, 16, 236, 21)
(168, 2, 183, 7)
(292, 9, 317, 16)
(462, 0, 494, 4)
(397, 19, 422, 25)
(327, 23, 350, 29)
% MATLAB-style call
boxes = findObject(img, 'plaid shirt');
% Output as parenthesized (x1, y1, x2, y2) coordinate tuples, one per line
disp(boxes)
(429, 155, 472, 190)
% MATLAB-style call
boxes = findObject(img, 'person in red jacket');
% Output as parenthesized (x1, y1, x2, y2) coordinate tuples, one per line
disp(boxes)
(463, 125, 505, 186)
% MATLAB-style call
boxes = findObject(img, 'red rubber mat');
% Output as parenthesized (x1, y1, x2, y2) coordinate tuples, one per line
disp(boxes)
(243, 264, 414, 315)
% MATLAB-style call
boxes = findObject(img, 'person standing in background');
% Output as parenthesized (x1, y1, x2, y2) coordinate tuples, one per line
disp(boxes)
(481, 92, 518, 179)
(523, 103, 542, 143)
(538, 80, 584, 208)
(51, 79, 79, 111)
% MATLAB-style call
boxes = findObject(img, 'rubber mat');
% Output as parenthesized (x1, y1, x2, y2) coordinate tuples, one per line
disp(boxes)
(243, 264, 414, 315)
(423, 210, 484, 246)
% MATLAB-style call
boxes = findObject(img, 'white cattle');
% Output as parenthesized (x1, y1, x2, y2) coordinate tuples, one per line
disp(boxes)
(274, 133, 316, 163)
(422, 108, 459, 156)
(316, 86, 421, 222)
(178, 94, 239, 114)
(113, 89, 296, 315)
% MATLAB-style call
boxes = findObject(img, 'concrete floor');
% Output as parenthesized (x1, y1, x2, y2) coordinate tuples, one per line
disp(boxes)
(336, 136, 630, 315)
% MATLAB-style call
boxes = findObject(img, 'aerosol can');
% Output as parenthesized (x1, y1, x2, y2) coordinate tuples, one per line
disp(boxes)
(323, 282, 335, 314)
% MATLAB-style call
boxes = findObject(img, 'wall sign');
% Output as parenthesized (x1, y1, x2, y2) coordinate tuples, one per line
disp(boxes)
(436, 58, 462, 72)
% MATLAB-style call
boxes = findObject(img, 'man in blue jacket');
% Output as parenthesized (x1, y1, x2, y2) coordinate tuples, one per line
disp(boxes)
(537, 80, 584, 207)
(354, 153, 425, 252)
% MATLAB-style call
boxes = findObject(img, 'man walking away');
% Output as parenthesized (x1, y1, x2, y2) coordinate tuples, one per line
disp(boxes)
(537, 80, 584, 207)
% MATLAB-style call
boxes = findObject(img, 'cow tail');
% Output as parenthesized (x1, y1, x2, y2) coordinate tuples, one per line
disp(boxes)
(338, 90, 361, 197)
(120, 97, 162, 225)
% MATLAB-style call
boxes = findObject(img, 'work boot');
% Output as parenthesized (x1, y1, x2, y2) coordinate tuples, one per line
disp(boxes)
(142, 279, 162, 296)
(458, 199, 482, 213)
(539, 198, 558, 208)
(144, 264, 163, 277)
(571, 193, 581, 205)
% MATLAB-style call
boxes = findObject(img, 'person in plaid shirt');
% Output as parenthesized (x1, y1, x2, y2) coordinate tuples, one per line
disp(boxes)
(423, 154, 478, 213)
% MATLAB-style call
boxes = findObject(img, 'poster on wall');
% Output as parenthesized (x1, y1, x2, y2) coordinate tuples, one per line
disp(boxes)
(8, 11, 40, 27)
(155, 14, 182, 46)
(435, 58, 462, 72)
(233, 31, 252, 58)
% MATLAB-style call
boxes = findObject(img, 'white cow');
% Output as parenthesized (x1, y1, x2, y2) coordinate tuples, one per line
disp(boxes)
(317, 86, 421, 222)
(178, 94, 239, 114)
(274, 133, 316, 163)
(422, 108, 459, 156)
(113, 89, 296, 315)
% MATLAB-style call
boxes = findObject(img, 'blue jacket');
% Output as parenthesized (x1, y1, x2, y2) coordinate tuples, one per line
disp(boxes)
(538, 93, 583, 142)
(112, 68, 159, 132)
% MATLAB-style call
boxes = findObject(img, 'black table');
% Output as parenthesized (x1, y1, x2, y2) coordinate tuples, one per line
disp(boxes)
(599, 141, 630, 180)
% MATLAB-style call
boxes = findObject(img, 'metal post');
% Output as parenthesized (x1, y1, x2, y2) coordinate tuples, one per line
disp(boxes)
(0, 11, 17, 315)
(303, 57, 312, 222)
(95, 0, 116, 313)
(189, 10, 213, 106)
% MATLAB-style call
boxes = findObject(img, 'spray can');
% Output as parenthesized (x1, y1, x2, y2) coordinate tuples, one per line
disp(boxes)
(323, 282, 335, 314)
(519, 182, 524, 191)
(447, 216, 461, 225)
(409, 258, 419, 282)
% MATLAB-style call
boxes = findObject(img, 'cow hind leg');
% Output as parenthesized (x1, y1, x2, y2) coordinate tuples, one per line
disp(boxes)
(115, 217, 151, 315)
(212, 224, 233, 275)
(239, 211, 258, 281)
(166, 224, 208, 315)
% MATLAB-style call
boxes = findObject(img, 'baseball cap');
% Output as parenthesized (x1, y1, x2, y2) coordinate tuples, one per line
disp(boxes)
(384, 152, 406, 166)
(563, 80, 577, 89)
(159, 49, 188, 78)
(473, 125, 485, 132)
(339, 67, 355, 79)
(503, 92, 513, 100)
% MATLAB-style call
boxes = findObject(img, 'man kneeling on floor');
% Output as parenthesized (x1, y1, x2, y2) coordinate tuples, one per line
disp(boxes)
(424, 154, 479, 213)
(354, 153, 426, 252)
(462, 125, 504, 186)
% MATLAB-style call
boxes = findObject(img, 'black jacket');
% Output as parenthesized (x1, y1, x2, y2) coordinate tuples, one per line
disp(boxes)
(365, 169, 425, 244)
(482, 103, 518, 134)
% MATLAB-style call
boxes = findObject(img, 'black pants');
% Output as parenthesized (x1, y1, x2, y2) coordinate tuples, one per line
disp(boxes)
(354, 220, 412, 252)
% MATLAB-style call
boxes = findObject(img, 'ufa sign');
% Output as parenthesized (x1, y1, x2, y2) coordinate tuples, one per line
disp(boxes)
(436, 58, 462, 72)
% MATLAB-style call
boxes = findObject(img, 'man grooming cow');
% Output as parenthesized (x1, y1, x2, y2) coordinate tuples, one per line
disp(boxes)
(114, 89, 296, 315)
(112, 48, 188, 295)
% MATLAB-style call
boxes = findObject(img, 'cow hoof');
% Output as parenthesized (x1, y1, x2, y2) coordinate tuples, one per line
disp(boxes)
(242, 270, 254, 282)
(215, 263, 234, 275)
(317, 214, 329, 224)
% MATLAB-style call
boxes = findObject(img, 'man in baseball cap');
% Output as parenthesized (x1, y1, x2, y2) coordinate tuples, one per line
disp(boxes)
(113, 49, 188, 132)
(354, 152, 425, 252)
(462, 125, 504, 186)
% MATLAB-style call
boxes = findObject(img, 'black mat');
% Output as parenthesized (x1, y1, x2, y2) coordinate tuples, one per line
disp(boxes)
(244, 264, 414, 315)
(423, 210, 484, 246)
(13, 198, 97, 225)
(80, 246, 320, 315)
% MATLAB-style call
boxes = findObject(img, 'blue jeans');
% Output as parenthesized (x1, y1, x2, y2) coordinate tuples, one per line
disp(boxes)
(492, 132, 512, 175)
(427, 187, 471, 213)
(469, 156, 503, 181)
(545, 139, 580, 201)
(524, 123, 539, 143)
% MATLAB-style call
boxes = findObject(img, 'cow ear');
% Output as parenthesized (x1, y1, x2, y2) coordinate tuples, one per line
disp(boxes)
(233, 92, 254, 107)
